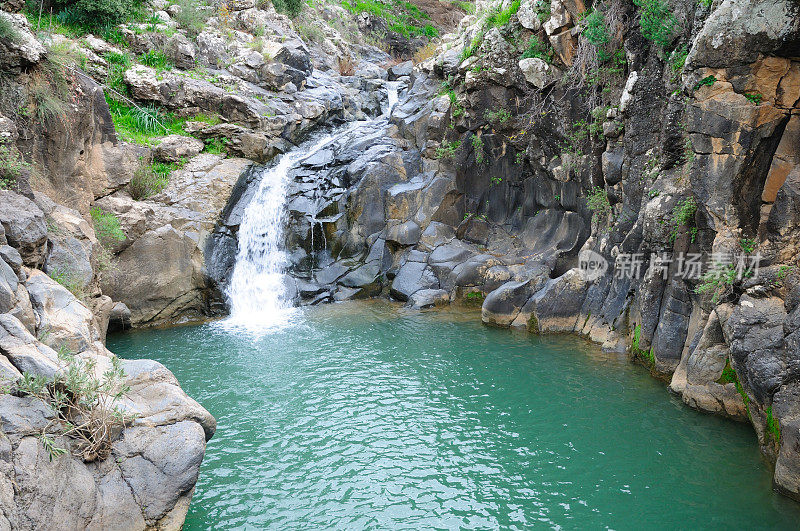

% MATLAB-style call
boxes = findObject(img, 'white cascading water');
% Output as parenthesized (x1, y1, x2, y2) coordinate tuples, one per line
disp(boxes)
(224, 83, 401, 332)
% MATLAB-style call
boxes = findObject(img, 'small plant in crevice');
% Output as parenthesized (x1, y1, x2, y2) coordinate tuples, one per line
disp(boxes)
(484, 108, 511, 125)
(472, 135, 486, 165)
(0, 143, 28, 190)
(669, 196, 697, 243)
(90, 207, 126, 246)
(631, 323, 655, 367)
(739, 237, 757, 254)
(16, 351, 135, 462)
(204, 137, 228, 155)
(464, 291, 485, 305)
(695, 264, 752, 304)
(766, 406, 781, 443)
(586, 186, 611, 222)
(435, 139, 460, 160)
(744, 92, 763, 105)
(139, 49, 172, 71)
(520, 36, 552, 62)
(48, 267, 86, 301)
(693, 75, 716, 91)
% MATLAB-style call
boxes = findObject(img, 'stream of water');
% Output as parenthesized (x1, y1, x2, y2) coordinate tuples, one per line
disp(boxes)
(109, 302, 800, 529)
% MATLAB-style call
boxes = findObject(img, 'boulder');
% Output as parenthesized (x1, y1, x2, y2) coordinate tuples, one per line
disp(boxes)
(518, 57, 552, 89)
(0, 191, 47, 267)
(409, 289, 449, 309)
(153, 135, 205, 163)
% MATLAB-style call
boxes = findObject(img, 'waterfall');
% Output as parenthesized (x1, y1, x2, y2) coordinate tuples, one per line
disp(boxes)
(224, 122, 364, 331)
(224, 81, 400, 332)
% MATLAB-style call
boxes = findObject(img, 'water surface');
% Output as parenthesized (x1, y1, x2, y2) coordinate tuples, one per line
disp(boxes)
(109, 302, 800, 529)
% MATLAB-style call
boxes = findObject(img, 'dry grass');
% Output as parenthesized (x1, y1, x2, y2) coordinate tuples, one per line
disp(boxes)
(413, 41, 438, 64)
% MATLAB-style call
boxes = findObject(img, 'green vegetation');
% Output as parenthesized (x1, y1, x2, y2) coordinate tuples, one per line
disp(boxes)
(16, 351, 133, 462)
(586, 186, 611, 222)
(440, 83, 465, 118)
(128, 161, 173, 200)
(450, 0, 475, 14)
(745, 92, 763, 105)
(582, 8, 613, 60)
(486, 0, 521, 28)
(48, 267, 86, 300)
(484, 109, 511, 125)
(340, 0, 436, 38)
(106, 98, 188, 146)
(90, 207, 126, 246)
(717, 360, 737, 385)
(104, 50, 132, 94)
(633, 0, 677, 49)
(534, 0, 551, 22)
(669, 45, 688, 81)
(43, 0, 143, 33)
(697, 0, 712, 7)
(462, 29, 484, 60)
(139, 49, 172, 70)
(520, 36, 552, 62)
(204, 137, 228, 155)
(695, 265, 742, 304)
(172, 0, 211, 37)
(693, 75, 716, 91)
(472, 135, 485, 165)
(0, 144, 28, 189)
(669, 196, 697, 243)
(766, 406, 781, 443)
(435, 139, 461, 160)
(0, 13, 23, 43)
(632, 323, 655, 367)
(739, 237, 757, 254)
(464, 291, 485, 305)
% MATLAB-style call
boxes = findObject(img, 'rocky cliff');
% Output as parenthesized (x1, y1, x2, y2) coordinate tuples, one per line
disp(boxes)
(208, 0, 800, 503)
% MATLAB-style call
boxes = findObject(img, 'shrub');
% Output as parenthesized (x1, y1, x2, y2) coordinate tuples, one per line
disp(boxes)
(582, 9, 609, 54)
(490, 0, 520, 27)
(462, 28, 484, 60)
(0, 144, 28, 189)
(204, 137, 228, 155)
(128, 162, 168, 200)
(173, 0, 210, 37)
(472, 135, 485, 164)
(48, 266, 86, 300)
(53, 0, 136, 31)
(669, 196, 697, 242)
(695, 265, 738, 304)
(521, 36, 552, 61)
(739, 237, 757, 254)
(139, 49, 172, 70)
(90, 207, 126, 245)
(633, 0, 677, 49)
(274, 0, 304, 17)
(435, 139, 460, 160)
(586, 186, 611, 221)
(485, 109, 511, 124)
(16, 352, 134, 462)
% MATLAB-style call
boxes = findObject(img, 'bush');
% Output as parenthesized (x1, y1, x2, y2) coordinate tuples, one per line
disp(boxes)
(90, 207, 126, 245)
(173, 0, 210, 37)
(435, 139, 460, 160)
(53, 0, 137, 31)
(586, 186, 611, 221)
(633, 0, 677, 49)
(472, 135, 485, 164)
(17, 352, 134, 462)
(273, 0, 304, 17)
(695, 265, 738, 304)
(0, 144, 28, 189)
(669, 196, 697, 242)
(582, 9, 609, 49)
(48, 266, 86, 300)
(139, 49, 172, 70)
(128, 162, 168, 200)
(520, 36, 552, 61)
